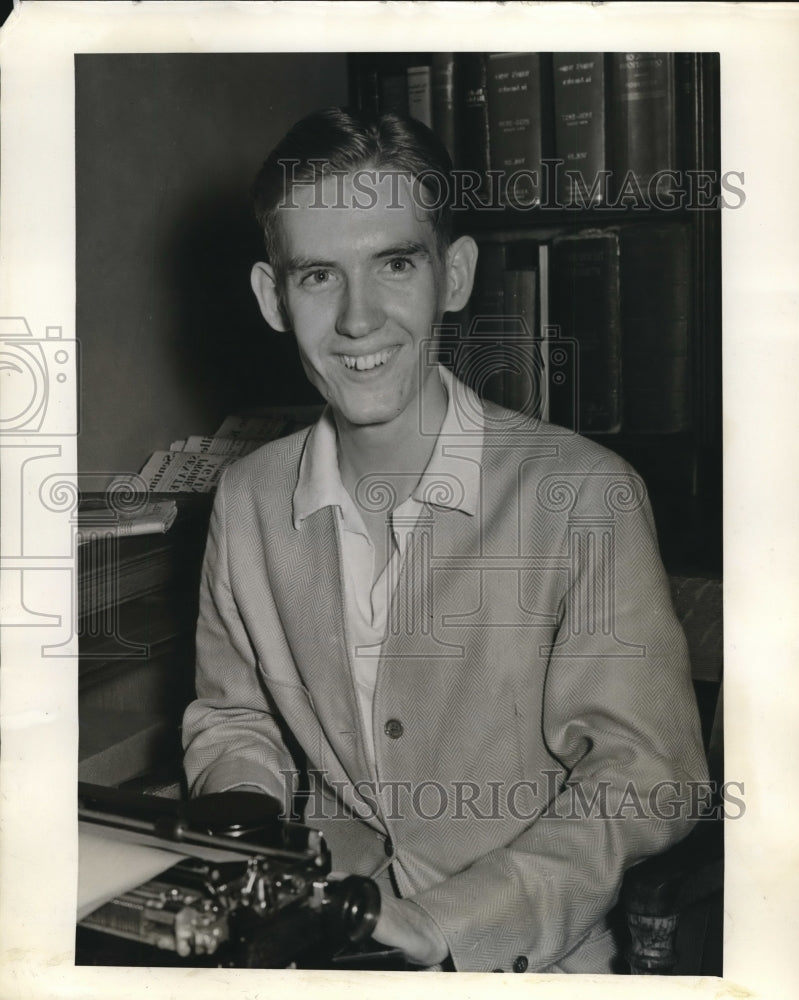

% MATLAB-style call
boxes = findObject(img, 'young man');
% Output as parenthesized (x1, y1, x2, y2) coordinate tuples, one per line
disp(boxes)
(182, 108, 708, 972)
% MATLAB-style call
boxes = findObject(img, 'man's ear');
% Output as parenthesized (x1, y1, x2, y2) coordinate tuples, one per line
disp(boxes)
(251, 262, 289, 332)
(443, 235, 478, 314)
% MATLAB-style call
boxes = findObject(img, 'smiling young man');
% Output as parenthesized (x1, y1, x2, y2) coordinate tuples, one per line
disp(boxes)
(182, 108, 708, 973)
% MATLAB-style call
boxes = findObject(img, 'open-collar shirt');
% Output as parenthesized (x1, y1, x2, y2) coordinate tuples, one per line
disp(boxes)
(292, 366, 484, 771)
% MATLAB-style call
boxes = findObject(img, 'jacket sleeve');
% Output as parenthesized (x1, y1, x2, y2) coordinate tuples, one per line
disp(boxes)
(182, 473, 298, 804)
(407, 456, 710, 972)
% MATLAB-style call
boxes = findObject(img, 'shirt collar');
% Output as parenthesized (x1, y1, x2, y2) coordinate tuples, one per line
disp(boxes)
(293, 365, 484, 529)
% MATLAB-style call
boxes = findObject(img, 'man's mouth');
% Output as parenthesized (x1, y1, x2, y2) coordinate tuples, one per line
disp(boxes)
(339, 348, 397, 371)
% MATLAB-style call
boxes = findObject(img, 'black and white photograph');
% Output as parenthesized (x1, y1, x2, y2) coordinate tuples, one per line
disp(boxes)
(0, 4, 797, 1000)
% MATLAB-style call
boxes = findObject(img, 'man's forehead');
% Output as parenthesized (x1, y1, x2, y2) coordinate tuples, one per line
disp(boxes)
(276, 168, 439, 250)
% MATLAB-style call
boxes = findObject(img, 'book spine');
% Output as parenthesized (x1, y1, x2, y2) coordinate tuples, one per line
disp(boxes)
(431, 52, 456, 160)
(455, 53, 491, 184)
(610, 53, 676, 200)
(486, 52, 551, 208)
(502, 241, 540, 418)
(459, 241, 506, 407)
(407, 64, 433, 127)
(620, 223, 692, 433)
(549, 230, 622, 434)
(552, 53, 609, 207)
(352, 58, 380, 116)
(379, 67, 409, 116)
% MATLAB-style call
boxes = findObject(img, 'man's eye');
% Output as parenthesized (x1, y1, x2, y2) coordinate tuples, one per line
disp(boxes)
(386, 257, 413, 274)
(302, 269, 332, 286)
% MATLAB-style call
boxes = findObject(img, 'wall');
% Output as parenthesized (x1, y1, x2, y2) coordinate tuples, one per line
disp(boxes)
(76, 53, 349, 477)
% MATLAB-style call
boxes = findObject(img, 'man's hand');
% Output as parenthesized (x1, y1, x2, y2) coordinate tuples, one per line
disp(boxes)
(371, 893, 449, 967)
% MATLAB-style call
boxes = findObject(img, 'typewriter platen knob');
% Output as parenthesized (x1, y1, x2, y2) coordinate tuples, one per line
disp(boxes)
(323, 875, 381, 943)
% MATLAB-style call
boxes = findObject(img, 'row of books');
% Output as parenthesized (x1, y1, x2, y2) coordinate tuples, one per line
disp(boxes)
(351, 52, 704, 209)
(454, 221, 692, 435)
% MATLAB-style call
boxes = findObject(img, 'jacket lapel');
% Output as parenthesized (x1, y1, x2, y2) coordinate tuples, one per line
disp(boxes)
(266, 503, 374, 792)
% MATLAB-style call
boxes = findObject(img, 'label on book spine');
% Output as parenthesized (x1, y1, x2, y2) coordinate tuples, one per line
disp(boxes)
(611, 53, 676, 202)
(486, 52, 550, 208)
(553, 53, 609, 207)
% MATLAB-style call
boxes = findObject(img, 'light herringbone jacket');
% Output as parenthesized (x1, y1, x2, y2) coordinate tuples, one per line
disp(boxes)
(182, 401, 708, 973)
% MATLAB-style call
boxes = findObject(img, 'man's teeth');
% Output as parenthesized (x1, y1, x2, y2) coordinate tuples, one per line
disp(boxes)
(341, 349, 394, 371)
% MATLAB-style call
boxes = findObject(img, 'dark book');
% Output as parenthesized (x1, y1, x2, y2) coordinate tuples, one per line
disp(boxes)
(431, 52, 456, 161)
(552, 53, 610, 207)
(620, 223, 692, 433)
(353, 61, 380, 116)
(455, 53, 491, 188)
(486, 52, 552, 208)
(610, 53, 676, 203)
(407, 63, 433, 127)
(549, 229, 622, 433)
(502, 241, 541, 418)
(458, 241, 506, 406)
(379, 63, 409, 116)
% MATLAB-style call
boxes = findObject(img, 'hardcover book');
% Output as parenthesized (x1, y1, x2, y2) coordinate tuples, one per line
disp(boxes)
(610, 53, 677, 203)
(549, 229, 622, 433)
(486, 52, 551, 208)
(552, 53, 609, 208)
(620, 223, 692, 433)
(455, 53, 491, 188)
(431, 52, 456, 161)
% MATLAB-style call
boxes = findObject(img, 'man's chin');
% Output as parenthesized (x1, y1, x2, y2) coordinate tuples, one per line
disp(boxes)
(333, 399, 405, 431)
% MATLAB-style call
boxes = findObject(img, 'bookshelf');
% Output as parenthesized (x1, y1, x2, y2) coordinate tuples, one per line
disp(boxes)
(349, 51, 722, 573)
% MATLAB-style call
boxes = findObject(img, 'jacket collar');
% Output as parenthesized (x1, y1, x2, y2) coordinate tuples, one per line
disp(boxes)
(292, 365, 483, 528)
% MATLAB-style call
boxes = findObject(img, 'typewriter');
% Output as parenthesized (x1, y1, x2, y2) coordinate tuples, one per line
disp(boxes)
(76, 782, 391, 969)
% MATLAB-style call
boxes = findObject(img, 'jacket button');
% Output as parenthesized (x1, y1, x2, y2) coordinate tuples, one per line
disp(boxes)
(512, 955, 528, 973)
(384, 836, 393, 857)
(384, 719, 404, 739)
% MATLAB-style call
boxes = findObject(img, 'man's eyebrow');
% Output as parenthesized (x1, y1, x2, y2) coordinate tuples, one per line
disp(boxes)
(285, 255, 336, 273)
(374, 241, 431, 260)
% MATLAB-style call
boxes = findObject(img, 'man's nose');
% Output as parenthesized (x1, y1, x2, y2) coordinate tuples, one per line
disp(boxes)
(335, 277, 385, 339)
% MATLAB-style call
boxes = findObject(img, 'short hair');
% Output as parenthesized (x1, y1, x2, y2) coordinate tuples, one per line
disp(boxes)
(252, 106, 454, 285)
